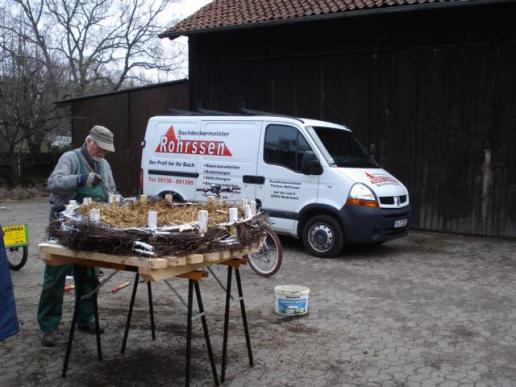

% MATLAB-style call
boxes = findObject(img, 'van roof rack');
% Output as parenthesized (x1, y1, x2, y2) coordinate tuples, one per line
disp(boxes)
(240, 107, 304, 123)
(196, 108, 234, 116)
(168, 106, 304, 123)
(168, 108, 203, 116)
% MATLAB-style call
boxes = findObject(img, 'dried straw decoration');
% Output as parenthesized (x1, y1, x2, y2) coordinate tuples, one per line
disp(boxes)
(78, 198, 236, 228)
(49, 197, 269, 257)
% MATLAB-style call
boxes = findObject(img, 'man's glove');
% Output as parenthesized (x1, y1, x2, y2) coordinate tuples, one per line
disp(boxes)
(78, 172, 102, 187)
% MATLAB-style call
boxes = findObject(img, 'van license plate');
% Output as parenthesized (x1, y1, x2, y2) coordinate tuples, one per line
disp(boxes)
(394, 219, 407, 228)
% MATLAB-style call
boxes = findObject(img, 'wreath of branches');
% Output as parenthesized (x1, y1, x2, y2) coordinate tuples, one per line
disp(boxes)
(48, 198, 269, 257)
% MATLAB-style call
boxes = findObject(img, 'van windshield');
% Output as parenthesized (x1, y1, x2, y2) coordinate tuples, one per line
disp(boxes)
(308, 126, 378, 168)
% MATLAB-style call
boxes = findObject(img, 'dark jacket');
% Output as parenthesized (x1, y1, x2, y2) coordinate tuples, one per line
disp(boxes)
(0, 227, 19, 341)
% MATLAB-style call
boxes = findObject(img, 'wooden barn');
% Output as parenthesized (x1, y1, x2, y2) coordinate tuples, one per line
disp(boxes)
(159, 0, 516, 237)
(60, 79, 189, 195)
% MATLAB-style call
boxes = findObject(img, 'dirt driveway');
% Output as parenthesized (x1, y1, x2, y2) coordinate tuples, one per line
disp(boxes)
(1, 198, 516, 387)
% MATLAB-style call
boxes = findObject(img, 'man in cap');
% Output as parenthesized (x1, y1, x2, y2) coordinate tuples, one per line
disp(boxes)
(38, 125, 117, 347)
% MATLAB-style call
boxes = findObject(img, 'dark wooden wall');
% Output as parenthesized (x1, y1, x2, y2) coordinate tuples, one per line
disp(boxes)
(70, 80, 189, 195)
(187, 3, 516, 237)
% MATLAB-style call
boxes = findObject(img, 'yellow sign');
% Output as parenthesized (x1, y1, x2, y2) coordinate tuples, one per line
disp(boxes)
(2, 224, 29, 247)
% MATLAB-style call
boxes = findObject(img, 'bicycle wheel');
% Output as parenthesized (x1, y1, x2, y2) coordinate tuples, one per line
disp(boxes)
(7, 246, 28, 270)
(247, 229, 283, 277)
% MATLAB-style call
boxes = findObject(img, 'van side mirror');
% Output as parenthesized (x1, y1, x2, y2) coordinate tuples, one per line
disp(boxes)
(300, 151, 323, 175)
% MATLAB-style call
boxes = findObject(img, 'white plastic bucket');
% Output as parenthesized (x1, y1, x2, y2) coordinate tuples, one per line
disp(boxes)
(274, 285, 310, 316)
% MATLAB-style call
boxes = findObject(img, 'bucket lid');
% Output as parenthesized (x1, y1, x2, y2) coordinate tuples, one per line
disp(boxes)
(274, 285, 310, 296)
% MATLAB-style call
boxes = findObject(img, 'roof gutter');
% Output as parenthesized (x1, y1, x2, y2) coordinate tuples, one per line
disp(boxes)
(159, 0, 512, 40)
(56, 79, 188, 105)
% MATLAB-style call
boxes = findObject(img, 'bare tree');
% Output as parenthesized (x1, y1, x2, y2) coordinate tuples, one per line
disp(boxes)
(7, 0, 183, 96)
(0, 19, 66, 184)
(0, 0, 183, 185)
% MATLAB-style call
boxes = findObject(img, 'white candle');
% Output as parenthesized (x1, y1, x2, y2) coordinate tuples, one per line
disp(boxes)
(165, 193, 173, 203)
(90, 208, 100, 223)
(148, 211, 157, 230)
(64, 204, 74, 216)
(229, 207, 238, 223)
(82, 197, 92, 206)
(244, 204, 252, 219)
(250, 200, 257, 215)
(198, 210, 208, 234)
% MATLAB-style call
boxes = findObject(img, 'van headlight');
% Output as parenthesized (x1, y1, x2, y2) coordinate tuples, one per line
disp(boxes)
(346, 183, 379, 208)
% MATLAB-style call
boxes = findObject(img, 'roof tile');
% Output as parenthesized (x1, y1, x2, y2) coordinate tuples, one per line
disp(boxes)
(161, 0, 465, 38)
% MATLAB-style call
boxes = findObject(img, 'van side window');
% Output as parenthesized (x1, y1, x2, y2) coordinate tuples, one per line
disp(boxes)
(264, 124, 311, 172)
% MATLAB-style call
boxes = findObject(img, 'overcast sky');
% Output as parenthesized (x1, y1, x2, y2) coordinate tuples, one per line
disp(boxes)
(166, 0, 213, 25)
(156, 0, 213, 81)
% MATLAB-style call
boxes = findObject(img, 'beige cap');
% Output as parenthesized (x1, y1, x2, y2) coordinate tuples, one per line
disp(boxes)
(89, 125, 115, 152)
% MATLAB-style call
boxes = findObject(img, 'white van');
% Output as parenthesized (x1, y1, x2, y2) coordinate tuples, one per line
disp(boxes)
(140, 115, 411, 257)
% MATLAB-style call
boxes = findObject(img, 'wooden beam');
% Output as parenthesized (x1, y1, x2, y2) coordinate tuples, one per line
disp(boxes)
(124, 257, 168, 269)
(40, 242, 237, 282)
(177, 270, 208, 281)
(186, 254, 204, 264)
(204, 252, 220, 262)
(43, 254, 131, 271)
(220, 258, 247, 268)
(166, 256, 187, 267)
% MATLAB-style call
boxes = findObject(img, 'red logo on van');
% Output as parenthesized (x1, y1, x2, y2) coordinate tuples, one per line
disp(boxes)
(155, 126, 232, 156)
(365, 172, 398, 185)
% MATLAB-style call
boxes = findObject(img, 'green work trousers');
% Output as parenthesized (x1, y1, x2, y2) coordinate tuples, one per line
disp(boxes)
(37, 263, 99, 332)
(37, 205, 99, 332)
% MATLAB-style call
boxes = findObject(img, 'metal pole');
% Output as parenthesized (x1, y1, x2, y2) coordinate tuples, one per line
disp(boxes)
(147, 281, 156, 340)
(221, 266, 233, 382)
(62, 265, 83, 377)
(121, 273, 139, 354)
(185, 279, 194, 387)
(235, 268, 254, 366)
(194, 281, 219, 386)
(93, 285, 102, 361)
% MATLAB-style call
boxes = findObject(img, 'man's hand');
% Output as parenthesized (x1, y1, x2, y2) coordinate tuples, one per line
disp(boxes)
(78, 172, 103, 187)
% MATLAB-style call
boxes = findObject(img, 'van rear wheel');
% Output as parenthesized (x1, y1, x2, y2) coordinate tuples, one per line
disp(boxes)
(302, 215, 344, 258)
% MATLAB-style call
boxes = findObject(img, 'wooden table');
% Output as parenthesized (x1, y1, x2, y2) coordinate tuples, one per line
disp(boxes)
(40, 242, 257, 281)
(39, 242, 257, 386)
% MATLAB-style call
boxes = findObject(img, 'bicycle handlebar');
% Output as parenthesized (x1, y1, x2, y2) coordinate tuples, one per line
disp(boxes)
(196, 184, 241, 197)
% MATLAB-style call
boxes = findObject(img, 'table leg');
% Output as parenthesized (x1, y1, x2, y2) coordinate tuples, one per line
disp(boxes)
(235, 267, 253, 366)
(121, 273, 139, 354)
(194, 281, 219, 386)
(93, 286, 102, 361)
(185, 279, 193, 387)
(147, 281, 156, 340)
(62, 265, 84, 377)
(221, 266, 233, 383)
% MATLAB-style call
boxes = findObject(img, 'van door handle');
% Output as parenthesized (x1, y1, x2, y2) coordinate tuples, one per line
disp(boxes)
(243, 175, 265, 185)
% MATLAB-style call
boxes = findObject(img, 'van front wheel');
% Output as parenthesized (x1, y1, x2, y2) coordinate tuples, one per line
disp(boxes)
(302, 215, 344, 258)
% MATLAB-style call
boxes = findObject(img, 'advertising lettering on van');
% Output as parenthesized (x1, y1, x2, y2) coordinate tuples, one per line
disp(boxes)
(365, 172, 399, 186)
(269, 180, 301, 200)
(155, 126, 232, 156)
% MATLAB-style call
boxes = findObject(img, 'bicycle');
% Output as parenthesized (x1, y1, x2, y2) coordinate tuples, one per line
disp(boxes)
(2, 224, 29, 270)
(195, 184, 283, 277)
(196, 184, 240, 198)
(246, 228, 283, 277)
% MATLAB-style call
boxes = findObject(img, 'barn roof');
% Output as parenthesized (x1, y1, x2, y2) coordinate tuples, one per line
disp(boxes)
(160, 0, 501, 39)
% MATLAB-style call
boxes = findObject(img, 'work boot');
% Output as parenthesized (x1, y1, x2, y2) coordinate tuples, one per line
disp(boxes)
(41, 331, 57, 347)
(78, 323, 104, 334)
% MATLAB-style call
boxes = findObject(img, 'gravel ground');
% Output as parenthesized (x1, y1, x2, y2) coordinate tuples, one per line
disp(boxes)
(1, 198, 516, 387)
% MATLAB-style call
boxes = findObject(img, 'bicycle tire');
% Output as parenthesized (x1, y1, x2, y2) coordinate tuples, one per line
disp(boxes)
(7, 246, 28, 270)
(247, 228, 283, 277)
